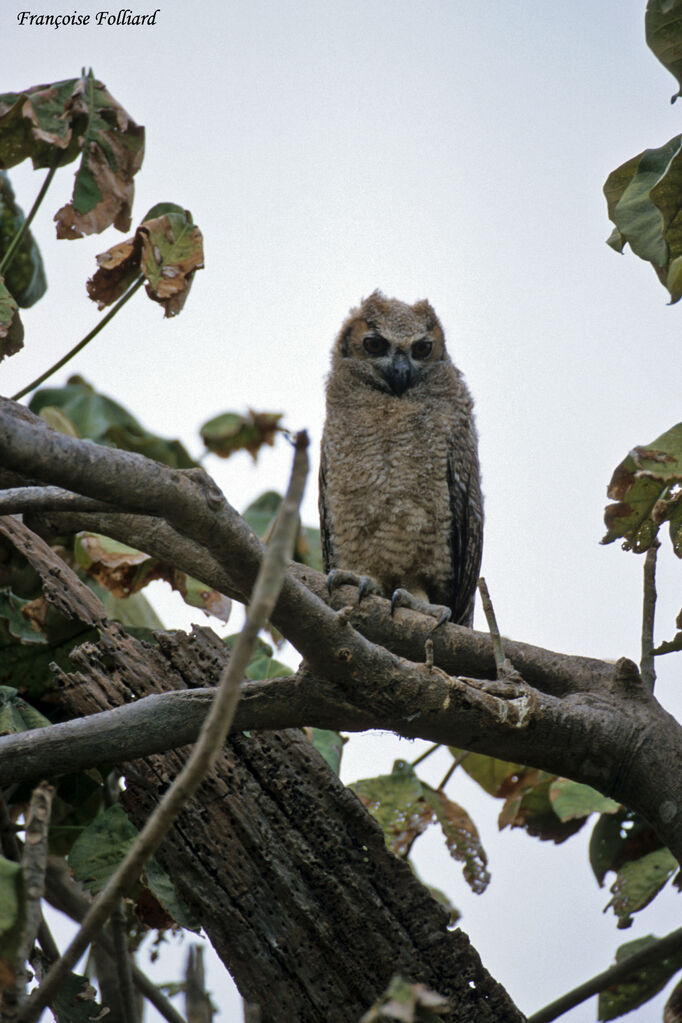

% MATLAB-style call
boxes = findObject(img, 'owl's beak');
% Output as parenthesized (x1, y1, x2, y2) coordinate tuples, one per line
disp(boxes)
(383, 350, 414, 396)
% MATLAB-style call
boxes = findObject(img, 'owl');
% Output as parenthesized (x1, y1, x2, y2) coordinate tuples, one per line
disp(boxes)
(319, 290, 483, 627)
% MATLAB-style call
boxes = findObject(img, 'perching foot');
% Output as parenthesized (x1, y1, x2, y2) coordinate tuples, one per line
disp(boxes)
(327, 569, 385, 602)
(390, 588, 451, 631)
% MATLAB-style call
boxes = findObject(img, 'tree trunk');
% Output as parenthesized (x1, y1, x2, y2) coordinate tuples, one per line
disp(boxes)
(59, 625, 525, 1022)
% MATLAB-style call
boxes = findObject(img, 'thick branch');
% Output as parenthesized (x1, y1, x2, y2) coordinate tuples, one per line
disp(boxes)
(17, 430, 309, 1023)
(2, 401, 682, 866)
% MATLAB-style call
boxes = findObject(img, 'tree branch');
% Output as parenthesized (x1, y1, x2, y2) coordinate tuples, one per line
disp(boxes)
(527, 924, 682, 1022)
(641, 541, 659, 692)
(2, 398, 682, 868)
(17, 430, 309, 1023)
(44, 857, 187, 1023)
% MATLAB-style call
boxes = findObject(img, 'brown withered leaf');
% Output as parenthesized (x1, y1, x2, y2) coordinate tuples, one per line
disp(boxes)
(422, 786, 490, 894)
(86, 238, 139, 307)
(74, 532, 230, 622)
(87, 204, 204, 317)
(54, 73, 144, 239)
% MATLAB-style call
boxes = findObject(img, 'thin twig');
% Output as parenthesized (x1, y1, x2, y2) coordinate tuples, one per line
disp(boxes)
(11, 275, 145, 402)
(641, 541, 659, 693)
(110, 901, 139, 1023)
(19, 784, 54, 965)
(477, 577, 506, 676)
(103, 774, 139, 1023)
(527, 924, 682, 1022)
(0, 792, 60, 965)
(0, 157, 61, 277)
(185, 945, 213, 1023)
(18, 431, 309, 1023)
(44, 857, 187, 1023)
(3, 783, 55, 1016)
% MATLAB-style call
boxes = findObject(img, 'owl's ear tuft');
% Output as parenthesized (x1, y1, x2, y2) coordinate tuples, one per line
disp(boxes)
(412, 299, 440, 331)
(360, 289, 390, 325)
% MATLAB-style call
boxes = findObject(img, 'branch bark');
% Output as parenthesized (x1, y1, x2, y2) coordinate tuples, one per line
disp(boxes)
(2, 397, 682, 1019)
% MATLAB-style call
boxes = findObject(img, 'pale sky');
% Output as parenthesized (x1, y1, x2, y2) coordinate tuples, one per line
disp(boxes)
(3, 2, 682, 1020)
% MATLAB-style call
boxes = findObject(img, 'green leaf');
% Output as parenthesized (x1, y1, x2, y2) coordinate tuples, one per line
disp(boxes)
(448, 747, 523, 797)
(86, 578, 165, 630)
(30, 376, 198, 468)
(241, 490, 323, 570)
(0, 625, 98, 699)
(0, 589, 46, 645)
(144, 857, 200, 932)
(602, 423, 682, 555)
(350, 760, 433, 858)
(138, 208, 204, 316)
(598, 934, 682, 1020)
(201, 412, 283, 460)
(49, 968, 108, 1022)
(589, 809, 662, 887)
(242, 490, 283, 537)
(549, 779, 620, 822)
(0, 685, 51, 735)
(309, 728, 345, 774)
(646, 0, 682, 102)
(0, 855, 24, 959)
(0, 78, 85, 170)
(0, 171, 47, 307)
(68, 802, 137, 893)
(603, 136, 682, 301)
(498, 769, 587, 843)
(0, 272, 23, 359)
(607, 846, 678, 927)
(224, 634, 292, 679)
(68, 803, 200, 930)
(49, 772, 105, 857)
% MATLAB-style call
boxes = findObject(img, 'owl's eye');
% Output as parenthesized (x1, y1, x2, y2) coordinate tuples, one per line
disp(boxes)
(411, 338, 433, 360)
(363, 335, 389, 357)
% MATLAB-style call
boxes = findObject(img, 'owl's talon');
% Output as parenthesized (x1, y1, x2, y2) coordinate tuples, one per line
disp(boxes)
(391, 588, 451, 630)
(432, 607, 452, 632)
(327, 569, 384, 602)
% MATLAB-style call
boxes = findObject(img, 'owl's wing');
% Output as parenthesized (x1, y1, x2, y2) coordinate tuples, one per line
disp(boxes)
(447, 441, 483, 626)
(318, 445, 335, 574)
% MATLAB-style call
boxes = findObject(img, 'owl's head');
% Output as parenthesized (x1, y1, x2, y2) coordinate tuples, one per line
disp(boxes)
(333, 290, 447, 397)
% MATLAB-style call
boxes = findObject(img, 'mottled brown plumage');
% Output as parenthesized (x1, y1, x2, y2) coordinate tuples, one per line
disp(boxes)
(319, 290, 483, 626)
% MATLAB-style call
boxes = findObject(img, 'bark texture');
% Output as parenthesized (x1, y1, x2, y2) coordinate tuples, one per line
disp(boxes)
(58, 623, 525, 1022)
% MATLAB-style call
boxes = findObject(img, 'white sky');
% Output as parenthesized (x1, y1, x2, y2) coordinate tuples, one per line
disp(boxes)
(3, 1, 682, 1020)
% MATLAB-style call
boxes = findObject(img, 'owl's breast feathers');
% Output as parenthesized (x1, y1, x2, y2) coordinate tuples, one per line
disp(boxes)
(320, 371, 477, 616)
(319, 292, 483, 626)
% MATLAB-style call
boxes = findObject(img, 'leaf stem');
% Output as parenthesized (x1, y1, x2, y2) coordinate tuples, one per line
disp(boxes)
(0, 158, 61, 278)
(11, 275, 144, 401)
(411, 742, 440, 768)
